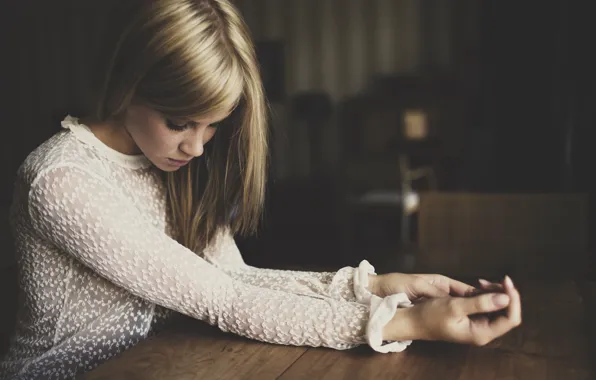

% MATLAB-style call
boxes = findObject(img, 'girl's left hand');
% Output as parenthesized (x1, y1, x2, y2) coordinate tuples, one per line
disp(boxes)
(369, 273, 477, 301)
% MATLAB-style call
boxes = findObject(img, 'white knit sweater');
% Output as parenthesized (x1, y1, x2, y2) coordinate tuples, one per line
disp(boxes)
(0, 116, 411, 379)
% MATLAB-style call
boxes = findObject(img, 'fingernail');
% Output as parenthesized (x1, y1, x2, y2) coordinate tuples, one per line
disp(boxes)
(504, 275, 514, 289)
(493, 294, 510, 307)
(478, 279, 491, 286)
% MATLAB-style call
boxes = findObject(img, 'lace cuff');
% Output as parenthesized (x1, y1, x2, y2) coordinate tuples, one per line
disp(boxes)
(367, 293, 413, 353)
(353, 260, 414, 353)
(353, 259, 376, 304)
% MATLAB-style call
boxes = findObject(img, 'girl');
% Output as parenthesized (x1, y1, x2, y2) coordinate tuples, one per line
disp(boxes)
(0, 0, 521, 378)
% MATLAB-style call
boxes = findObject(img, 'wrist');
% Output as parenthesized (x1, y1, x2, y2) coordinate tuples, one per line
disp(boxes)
(367, 274, 379, 296)
(383, 306, 422, 341)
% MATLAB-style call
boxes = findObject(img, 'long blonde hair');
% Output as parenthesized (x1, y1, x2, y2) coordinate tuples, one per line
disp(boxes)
(92, 0, 268, 252)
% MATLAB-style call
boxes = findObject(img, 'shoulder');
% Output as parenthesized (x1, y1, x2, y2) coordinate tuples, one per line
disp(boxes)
(17, 127, 107, 187)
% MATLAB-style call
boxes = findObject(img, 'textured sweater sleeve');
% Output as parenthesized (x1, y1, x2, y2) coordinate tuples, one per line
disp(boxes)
(201, 230, 362, 303)
(27, 165, 372, 350)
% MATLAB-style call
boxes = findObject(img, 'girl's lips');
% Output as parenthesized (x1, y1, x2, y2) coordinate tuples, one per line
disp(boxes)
(167, 158, 190, 166)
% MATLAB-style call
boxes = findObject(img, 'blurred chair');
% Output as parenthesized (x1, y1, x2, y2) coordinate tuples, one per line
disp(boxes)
(335, 93, 440, 265)
(396, 150, 438, 245)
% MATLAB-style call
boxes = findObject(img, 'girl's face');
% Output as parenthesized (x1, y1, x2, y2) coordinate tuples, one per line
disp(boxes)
(123, 104, 230, 171)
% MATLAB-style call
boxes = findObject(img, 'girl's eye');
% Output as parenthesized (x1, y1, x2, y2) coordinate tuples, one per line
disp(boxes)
(165, 119, 189, 132)
(209, 122, 220, 129)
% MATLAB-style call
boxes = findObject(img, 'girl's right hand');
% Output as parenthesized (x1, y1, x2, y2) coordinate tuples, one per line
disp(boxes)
(385, 276, 522, 346)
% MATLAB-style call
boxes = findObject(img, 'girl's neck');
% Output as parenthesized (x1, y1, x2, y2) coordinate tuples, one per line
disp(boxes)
(82, 118, 141, 155)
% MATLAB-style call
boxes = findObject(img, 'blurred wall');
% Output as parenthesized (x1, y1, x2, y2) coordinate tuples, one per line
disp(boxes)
(0, 1, 118, 269)
(235, 0, 479, 180)
(235, 0, 475, 101)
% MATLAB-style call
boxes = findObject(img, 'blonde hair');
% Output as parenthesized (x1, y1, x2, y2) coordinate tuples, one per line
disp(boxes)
(92, 0, 268, 252)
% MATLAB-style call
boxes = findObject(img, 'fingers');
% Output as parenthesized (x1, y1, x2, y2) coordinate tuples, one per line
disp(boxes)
(472, 276, 522, 343)
(414, 274, 476, 297)
(452, 291, 510, 316)
(488, 276, 522, 333)
(504, 276, 521, 324)
(479, 279, 504, 292)
(446, 278, 476, 297)
(466, 279, 504, 297)
(410, 278, 449, 299)
(447, 277, 505, 299)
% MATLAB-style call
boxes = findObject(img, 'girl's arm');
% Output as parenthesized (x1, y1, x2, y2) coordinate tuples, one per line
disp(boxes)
(202, 230, 376, 304)
(27, 165, 407, 352)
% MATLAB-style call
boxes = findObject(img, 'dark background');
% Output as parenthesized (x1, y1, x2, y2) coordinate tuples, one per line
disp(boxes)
(1, 0, 595, 354)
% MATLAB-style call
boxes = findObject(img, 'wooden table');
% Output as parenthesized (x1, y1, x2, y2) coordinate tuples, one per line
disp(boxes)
(82, 281, 595, 380)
